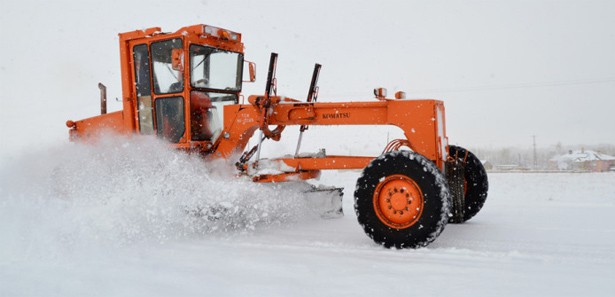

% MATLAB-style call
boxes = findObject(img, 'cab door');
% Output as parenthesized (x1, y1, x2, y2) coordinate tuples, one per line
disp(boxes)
(132, 39, 187, 143)
(148, 38, 186, 143)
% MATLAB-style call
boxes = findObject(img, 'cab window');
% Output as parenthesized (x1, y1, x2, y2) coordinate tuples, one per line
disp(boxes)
(190, 45, 242, 92)
(133, 44, 155, 135)
(155, 97, 185, 143)
(151, 39, 183, 94)
(190, 91, 236, 142)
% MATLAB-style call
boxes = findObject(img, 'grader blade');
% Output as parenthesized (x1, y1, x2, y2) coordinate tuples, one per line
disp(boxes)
(185, 183, 343, 221)
(303, 184, 344, 219)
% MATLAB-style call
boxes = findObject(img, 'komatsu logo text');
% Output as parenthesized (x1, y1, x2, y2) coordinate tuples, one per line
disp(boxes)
(322, 112, 350, 119)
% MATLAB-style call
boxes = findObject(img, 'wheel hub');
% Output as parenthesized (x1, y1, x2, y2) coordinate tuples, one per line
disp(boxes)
(373, 174, 424, 229)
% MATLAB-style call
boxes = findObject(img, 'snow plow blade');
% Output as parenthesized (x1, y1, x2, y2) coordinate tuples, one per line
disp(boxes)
(304, 184, 344, 219)
(185, 183, 343, 221)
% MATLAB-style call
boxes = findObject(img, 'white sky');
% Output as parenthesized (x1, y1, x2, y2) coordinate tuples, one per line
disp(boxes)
(1, 0, 614, 157)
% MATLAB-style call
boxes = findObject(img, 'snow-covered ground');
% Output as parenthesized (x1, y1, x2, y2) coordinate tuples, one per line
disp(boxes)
(1, 138, 614, 296)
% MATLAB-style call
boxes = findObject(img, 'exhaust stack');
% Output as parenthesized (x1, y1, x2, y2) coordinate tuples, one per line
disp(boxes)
(98, 83, 107, 115)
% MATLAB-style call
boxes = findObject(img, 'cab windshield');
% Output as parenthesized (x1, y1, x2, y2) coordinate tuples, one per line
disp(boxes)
(190, 45, 242, 92)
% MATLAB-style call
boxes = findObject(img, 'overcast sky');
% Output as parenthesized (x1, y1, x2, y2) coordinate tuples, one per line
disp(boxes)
(1, 0, 614, 157)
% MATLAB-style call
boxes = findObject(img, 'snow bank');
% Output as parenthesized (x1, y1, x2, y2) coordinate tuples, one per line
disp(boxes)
(0, 135, 317, 260)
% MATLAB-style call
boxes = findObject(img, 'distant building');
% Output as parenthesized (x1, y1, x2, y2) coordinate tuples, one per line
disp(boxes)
(549, 149, 615, 172)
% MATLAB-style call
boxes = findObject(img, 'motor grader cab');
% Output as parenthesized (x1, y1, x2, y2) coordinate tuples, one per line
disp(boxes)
(66, 24, 489, 249)
(67, 25, 252, 151)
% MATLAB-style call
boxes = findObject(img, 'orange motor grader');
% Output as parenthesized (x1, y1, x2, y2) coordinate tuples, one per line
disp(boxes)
(66, 24, 488, 248)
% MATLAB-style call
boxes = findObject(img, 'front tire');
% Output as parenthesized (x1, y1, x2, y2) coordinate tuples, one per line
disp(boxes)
(354, 151, 450, 248)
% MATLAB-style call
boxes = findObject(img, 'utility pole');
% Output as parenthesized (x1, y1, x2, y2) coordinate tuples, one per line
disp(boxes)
(532, 135, 537, 170)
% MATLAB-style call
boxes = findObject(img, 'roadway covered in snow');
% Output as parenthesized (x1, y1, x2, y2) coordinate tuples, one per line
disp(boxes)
(1, 139, 613, 296)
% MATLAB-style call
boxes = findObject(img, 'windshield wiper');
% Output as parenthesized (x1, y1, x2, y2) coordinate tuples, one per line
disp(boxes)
(192, 57, 207, 72)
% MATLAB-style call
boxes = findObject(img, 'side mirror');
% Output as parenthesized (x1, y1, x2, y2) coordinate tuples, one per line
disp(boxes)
(171, 49, 184, 72)
(243, 60, 256, 83)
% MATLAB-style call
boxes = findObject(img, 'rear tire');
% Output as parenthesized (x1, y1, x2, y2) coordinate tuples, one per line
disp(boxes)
(354, 151, 450, 248)
(448, 145, 489, 223)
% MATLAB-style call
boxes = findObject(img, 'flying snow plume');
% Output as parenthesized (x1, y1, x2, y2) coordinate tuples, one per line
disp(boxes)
(0, 135, 317, 258)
